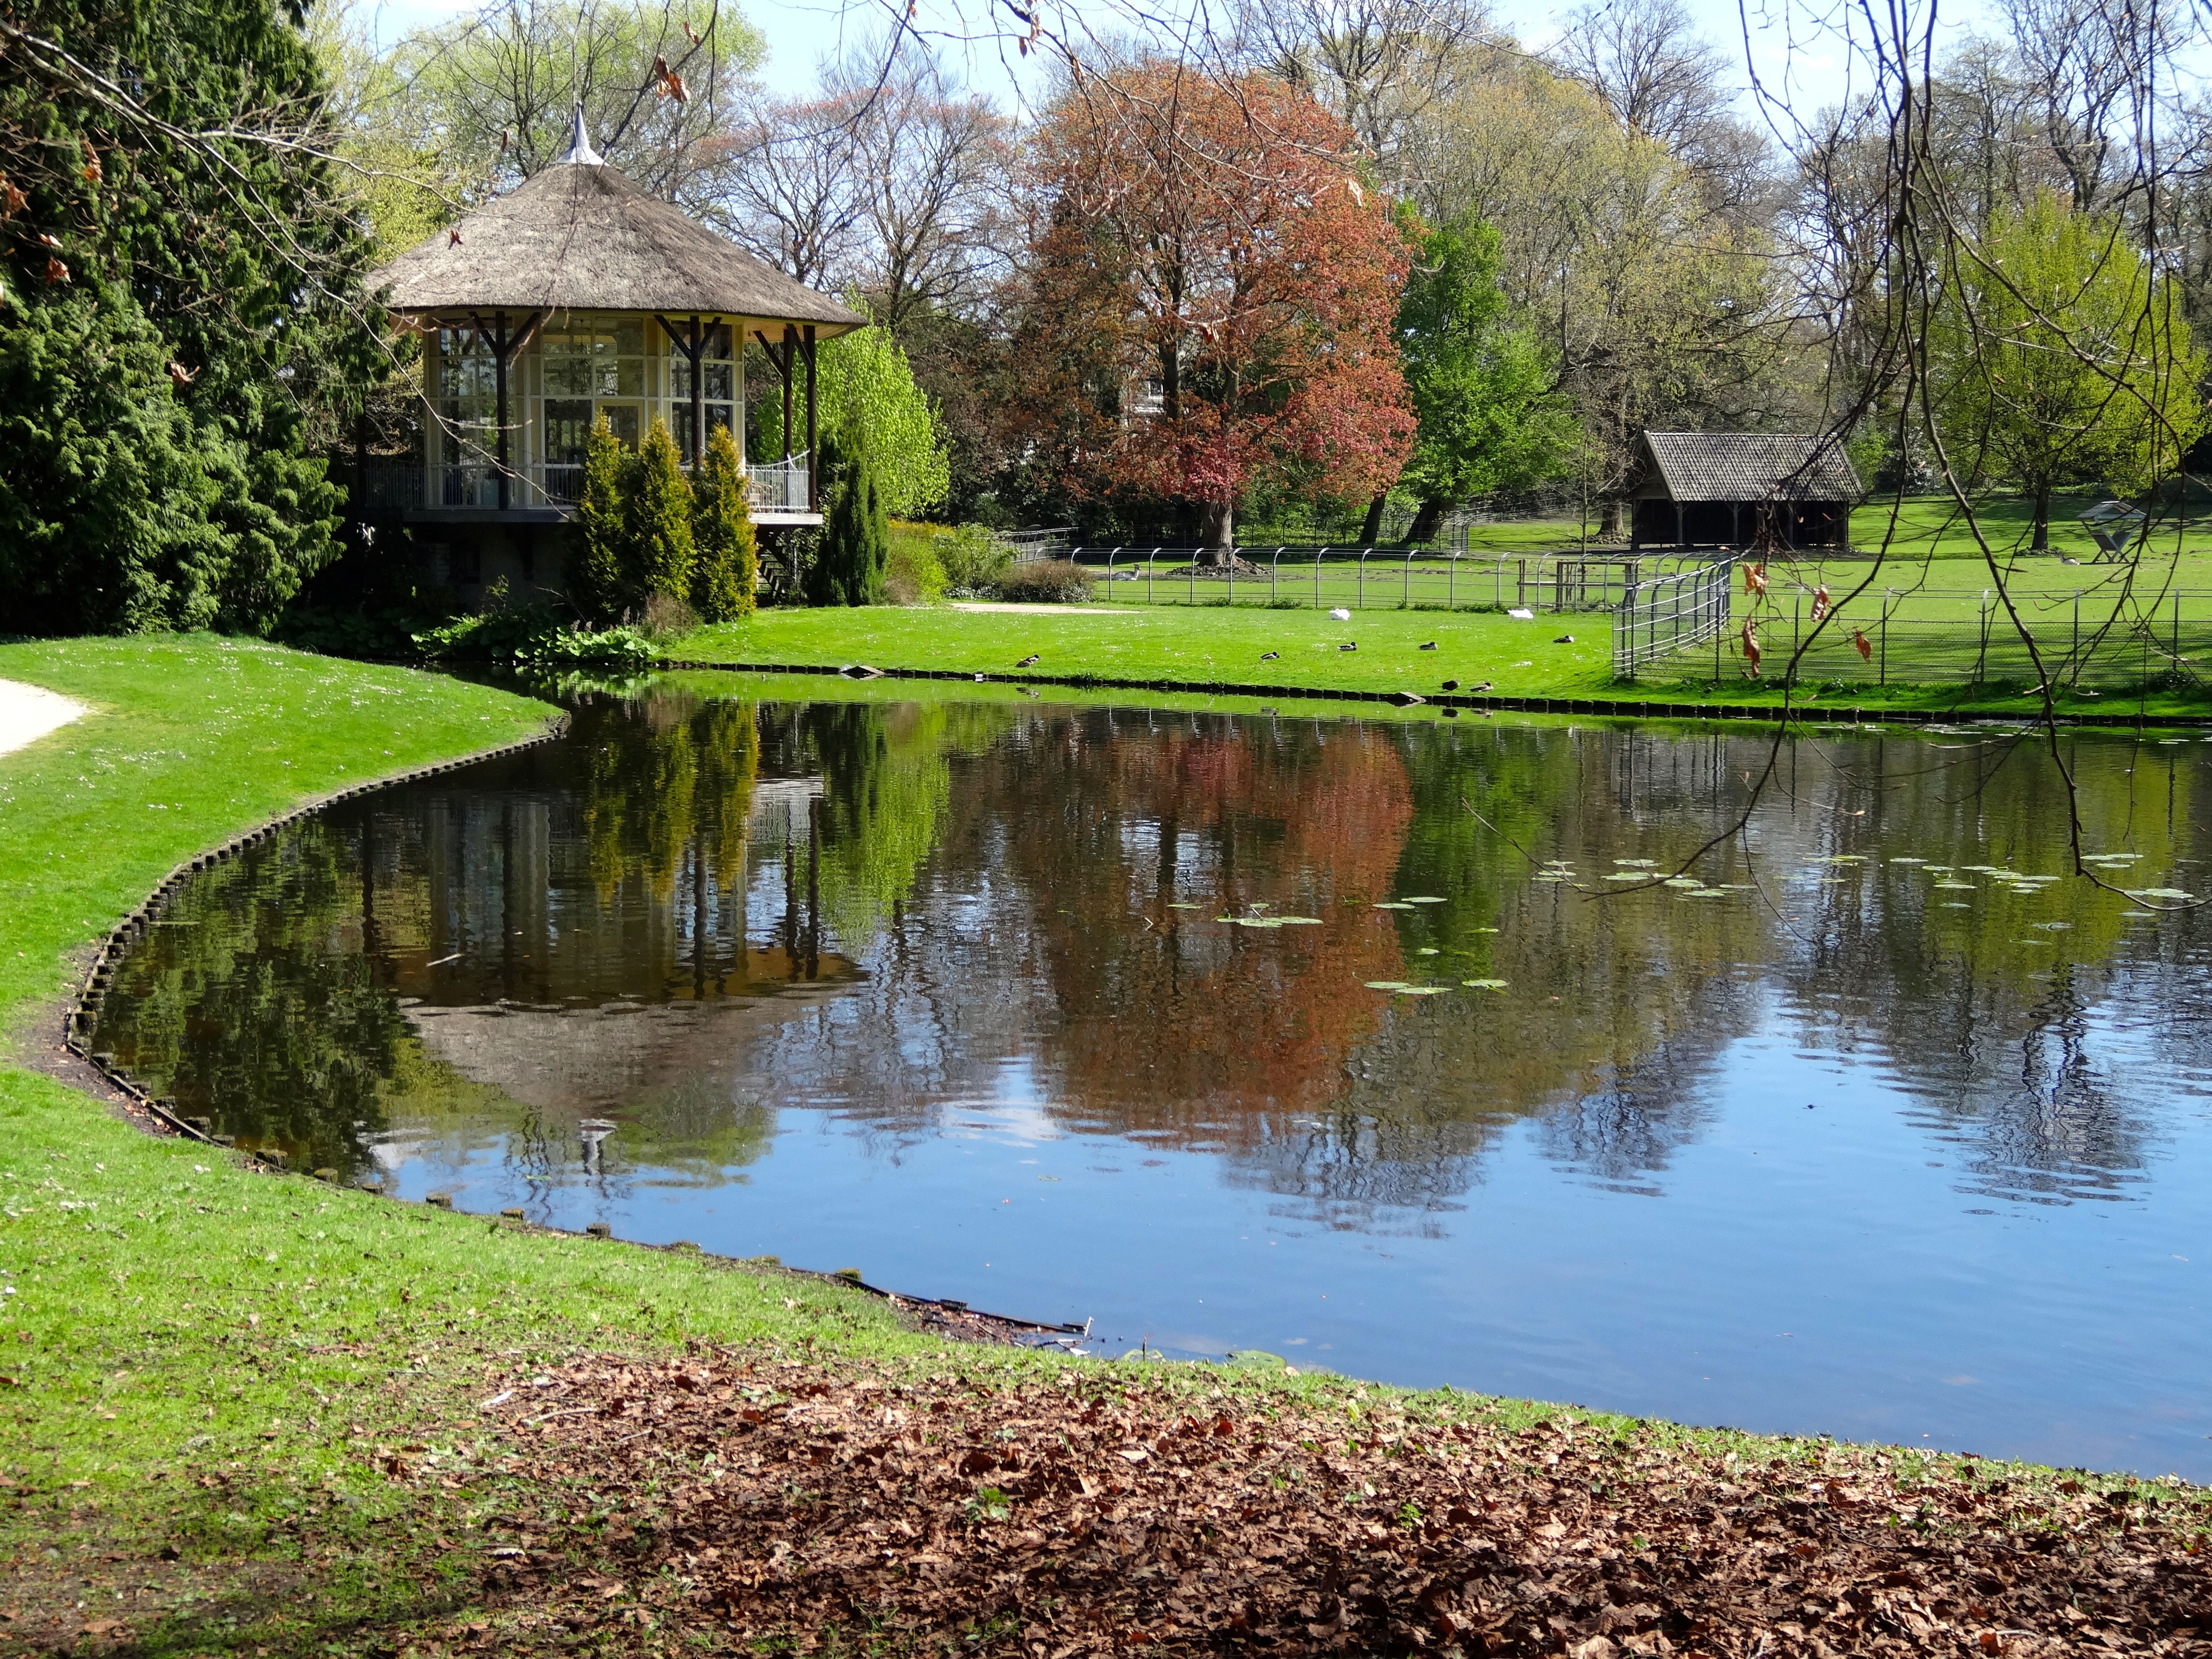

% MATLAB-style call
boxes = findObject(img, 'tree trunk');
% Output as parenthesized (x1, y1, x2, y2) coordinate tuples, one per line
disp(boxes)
(2032, 476, 2051, 551)
(1599, 498, 1628, 541)
(1406, 497, 1448, 546)
(1199, 500, 1234, 558)
(1358, 492, 1388, 545)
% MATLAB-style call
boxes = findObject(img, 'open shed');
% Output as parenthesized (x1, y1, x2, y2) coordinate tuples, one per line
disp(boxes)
(1627, 432, 1862, 553)
(363, 112, 864, 599)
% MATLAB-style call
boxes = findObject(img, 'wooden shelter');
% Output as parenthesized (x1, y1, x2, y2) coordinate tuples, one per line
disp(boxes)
(1626, 432, 1862, 553)
(364, 112, 864, 595)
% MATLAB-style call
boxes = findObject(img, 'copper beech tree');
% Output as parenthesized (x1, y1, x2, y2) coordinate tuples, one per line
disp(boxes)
(1014, 66, 1415, 552)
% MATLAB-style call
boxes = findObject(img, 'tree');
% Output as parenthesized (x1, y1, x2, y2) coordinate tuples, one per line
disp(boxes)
(570, 413, 632, 620)
(808, 426, 890, 606)
(0, 0, 374, 635)
(1018, 64, 1415, 550)
(628, 417, 697, 602)
(1387, 211, 1575, 540)
(1934, 190, 2205, 548)
(690, 423, 758, 620)
(383, 1, 763, 209)
(753, 303, 950, 518)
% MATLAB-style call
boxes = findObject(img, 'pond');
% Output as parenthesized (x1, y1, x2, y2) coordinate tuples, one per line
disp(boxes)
(94, 681, 2212, 1478)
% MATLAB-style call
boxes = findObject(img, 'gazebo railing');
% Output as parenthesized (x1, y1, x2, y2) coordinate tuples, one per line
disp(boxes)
(356, 456, 813, 516)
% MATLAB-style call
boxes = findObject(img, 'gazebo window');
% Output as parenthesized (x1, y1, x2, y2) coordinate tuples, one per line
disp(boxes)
(435, 325, 499, 506)
(668, 323, 736, 462)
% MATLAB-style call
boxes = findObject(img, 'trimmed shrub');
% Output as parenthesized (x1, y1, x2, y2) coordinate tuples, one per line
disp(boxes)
(570, 414, 632, 623)
(808, 427, 890, 606)
(626, 418, 696, 607)
(993, 559, 1095, 603)
(690, 424, 758, 620)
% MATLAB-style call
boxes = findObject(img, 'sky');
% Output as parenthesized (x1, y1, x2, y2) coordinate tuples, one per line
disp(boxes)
(358, 0, 1990, 131)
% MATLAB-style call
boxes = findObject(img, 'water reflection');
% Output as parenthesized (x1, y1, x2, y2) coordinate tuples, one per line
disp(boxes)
(94, 688, 2212, 1473)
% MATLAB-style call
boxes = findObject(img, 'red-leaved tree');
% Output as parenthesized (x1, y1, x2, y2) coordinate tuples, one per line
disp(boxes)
(1013, 66, 1415, 551)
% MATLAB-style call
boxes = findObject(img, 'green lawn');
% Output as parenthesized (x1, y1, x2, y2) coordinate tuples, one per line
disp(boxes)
(679, 601, 1617, 700)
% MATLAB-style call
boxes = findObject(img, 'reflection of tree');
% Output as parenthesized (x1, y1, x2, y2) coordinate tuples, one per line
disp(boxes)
(95, 825, 424, 1177)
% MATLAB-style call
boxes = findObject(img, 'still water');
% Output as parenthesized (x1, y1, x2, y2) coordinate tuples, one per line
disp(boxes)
(96, 684, 2212, 1476)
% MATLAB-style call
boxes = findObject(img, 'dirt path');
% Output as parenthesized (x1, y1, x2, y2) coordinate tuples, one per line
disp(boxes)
(0, 676, 84, 757)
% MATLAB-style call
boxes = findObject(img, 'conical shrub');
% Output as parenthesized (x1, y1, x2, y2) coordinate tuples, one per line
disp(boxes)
(690, 424, 758, 620)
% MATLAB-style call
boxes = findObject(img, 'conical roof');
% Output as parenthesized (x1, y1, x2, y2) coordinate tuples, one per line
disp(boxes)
(370, 125, 863, 332)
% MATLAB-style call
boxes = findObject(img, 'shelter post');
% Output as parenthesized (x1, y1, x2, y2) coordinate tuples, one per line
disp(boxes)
(781, 325, 797, 464)
(690, 314, 704, 464)
(493, 312, 510, 511)
(803, 325, 818, 514)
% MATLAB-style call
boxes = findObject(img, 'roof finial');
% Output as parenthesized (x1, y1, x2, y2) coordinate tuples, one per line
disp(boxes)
(558, 106, 603, 167)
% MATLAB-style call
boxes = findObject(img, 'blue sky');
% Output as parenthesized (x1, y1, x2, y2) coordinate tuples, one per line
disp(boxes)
(359, 0, 1981, 126)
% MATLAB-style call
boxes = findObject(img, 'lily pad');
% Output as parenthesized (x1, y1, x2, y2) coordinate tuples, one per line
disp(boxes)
(1274, 917, 1325, 925)
(1365, 980, 1411, 991)
(1605, 872, 1651, 882)
(1683, 889, 1728, 899)
(1662, 877, 1704, 889)
(1934, 881, 1976, 890)
(2126, 887, 2197, 901)
(1402, 896, 1447, 904)
(1415, 947, 1441, 955)
(1373, 901, 1416, 910)
(1167, 902, 1204, 909)
(1461, 979, 1508, 990)
(1888, 857, 1927, 864)
(2036, 921, 2072, 930)
(1397, 985, 1451, 996)
(1613, 858, 1659, 868)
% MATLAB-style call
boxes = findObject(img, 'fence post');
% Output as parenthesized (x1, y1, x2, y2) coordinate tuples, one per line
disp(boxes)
(1272, 547, 1283, 604)
(1148, 547, 1161, 604)
(1106, 547, 1119, 588)
(1881, 590, 1891, 686)
(1189, 548, 1196, 606)
(1404, 547, 1415, 609)
(1315, 546, 1326, 608)
(1977, 590, 1990, 683)
(1449, 551, 1458, 609)
(1359, 548, 1370, 608)
(1227, 547, 1234, 606)
(2072, 589, 2081, 683)
(2173, 590, 2182, 668)
(1518, 558, 1527, 609)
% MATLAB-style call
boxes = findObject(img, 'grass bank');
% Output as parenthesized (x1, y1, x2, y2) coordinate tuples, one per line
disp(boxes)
(0, 639, 2204, 1655)
(673, 605, 2212, 722)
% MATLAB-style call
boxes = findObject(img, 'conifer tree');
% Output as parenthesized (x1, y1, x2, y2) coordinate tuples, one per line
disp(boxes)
(690, 424, 758, 620)
(810, 427, 890, 606)
(570, 414, 633, 621)
(628, 418, 697, 606)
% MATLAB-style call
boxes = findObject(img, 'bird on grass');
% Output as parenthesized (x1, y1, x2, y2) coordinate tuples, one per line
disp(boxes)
(1015, 654, 1039, 668)
(1553, 633, 1575, 644)
(1259, 650, 1280, 661)
(1441, 680, 1460, 692)
(1470, 680, 1494, 693)
(1418, 641, 1438, 651)
(1338, 642, 1358, 652)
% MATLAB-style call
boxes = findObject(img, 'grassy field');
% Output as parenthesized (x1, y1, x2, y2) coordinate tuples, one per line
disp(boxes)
(675, 601, 2212, 717)
(1, 637, 2203, 1653)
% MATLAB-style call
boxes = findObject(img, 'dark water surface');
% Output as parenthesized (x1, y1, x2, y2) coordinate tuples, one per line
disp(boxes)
(96, 685, 2212, 1476)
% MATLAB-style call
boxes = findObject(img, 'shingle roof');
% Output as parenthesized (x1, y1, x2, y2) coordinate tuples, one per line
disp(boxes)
(1636, 432, 1862, 503)
(369, 144, 864, 333)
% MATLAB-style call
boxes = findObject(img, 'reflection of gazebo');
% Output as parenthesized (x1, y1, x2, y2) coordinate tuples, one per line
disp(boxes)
(1627, 432, 1861, 552)
(364, 112, 865, 597)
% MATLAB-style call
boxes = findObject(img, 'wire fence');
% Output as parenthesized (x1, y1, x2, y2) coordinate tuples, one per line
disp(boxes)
(1639, 580, 2212, 691)
(1068, 547, 1710, 612)
(1613, 558, 1736, 678)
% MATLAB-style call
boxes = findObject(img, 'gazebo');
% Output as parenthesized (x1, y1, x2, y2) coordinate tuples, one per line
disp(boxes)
(1626, 432, 1862, 553)
(363, 112, 865, 595)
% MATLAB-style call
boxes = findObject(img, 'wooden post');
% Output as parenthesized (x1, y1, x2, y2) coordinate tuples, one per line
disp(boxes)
(690, 314, 704, 465)
(780, 324, 797, 464)
(802, 325, 818, 514)
(493, 311, 510, 511)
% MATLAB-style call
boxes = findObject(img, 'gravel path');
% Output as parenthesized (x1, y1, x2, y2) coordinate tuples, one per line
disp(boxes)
(0, 675, 85, 757)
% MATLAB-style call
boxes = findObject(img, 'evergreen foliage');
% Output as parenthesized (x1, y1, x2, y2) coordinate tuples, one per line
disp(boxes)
(628, 418, 697, 605)
(689, 425, 758, 620)
(570, 415, 633, 622)
(0, 0, 374, 636)
(808, 429, 890, 606)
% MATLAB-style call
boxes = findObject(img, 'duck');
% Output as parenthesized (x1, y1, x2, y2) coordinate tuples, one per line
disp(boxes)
(1418, 640, 1438, 651)
(1441, 679, 1460, 691)
(1015, 654, 1039, 668)
(1339, 642, 1358, 652)
(1260, 650, 1280, 661)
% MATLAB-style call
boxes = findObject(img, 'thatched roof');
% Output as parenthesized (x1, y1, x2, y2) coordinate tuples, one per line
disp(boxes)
(370, 116, 864, 333)
(1633, 432, 1863, 503)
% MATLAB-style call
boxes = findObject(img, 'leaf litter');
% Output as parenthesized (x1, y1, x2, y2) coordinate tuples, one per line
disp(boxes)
(426, 1354, 2212, 1658)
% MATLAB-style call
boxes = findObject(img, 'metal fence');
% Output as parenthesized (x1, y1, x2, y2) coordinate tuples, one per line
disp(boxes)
(1068, 547, 1709, 611)
(1629, 578, 2212, 691)
(1613, 558, 1735, 678)
(996, 526, 1074, 563)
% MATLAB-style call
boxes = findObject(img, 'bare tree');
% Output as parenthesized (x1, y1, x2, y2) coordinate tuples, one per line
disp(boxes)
(825, 50, 1016, 329)
(701, 97, 866, 285)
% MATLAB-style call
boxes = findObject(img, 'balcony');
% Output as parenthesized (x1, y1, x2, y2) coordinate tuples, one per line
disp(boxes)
(356, 457, 817, 523)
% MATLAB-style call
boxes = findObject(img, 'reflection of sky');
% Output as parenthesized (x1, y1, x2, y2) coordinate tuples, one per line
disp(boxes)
(382, 1009, 2212, 1480)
